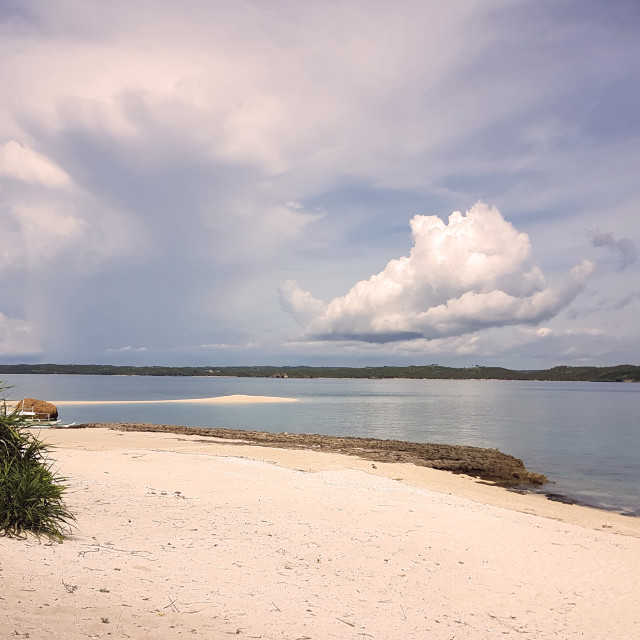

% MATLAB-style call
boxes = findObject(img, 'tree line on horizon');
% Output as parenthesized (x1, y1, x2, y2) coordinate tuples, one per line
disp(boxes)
(0, 363, 638, 382)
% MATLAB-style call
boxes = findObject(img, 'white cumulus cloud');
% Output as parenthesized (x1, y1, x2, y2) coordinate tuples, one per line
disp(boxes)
(280, 203, 594, 342)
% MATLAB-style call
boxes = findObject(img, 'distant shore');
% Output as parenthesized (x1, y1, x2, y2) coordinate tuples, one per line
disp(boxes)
(2, 362, 639, 382)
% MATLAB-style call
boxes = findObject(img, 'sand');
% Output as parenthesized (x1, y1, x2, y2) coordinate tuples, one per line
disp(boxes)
(53, 395, 299, 406)
(1, 428, 639, 640)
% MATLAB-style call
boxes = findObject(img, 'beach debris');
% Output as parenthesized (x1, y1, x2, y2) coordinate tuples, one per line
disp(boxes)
(163, 596, 180, 613)
(337, 617, 356, 627)
(62, 580, 78, 594)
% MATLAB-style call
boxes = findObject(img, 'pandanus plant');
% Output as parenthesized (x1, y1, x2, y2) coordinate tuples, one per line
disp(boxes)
(1, 384, 74, 541)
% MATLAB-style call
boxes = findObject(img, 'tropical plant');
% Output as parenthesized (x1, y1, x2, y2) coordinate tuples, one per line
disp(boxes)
(0, 384, 74, 541)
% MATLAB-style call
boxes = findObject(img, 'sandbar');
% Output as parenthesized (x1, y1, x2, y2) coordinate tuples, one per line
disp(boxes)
(53, 394, 299, 406)
(1, 427, 638, 640)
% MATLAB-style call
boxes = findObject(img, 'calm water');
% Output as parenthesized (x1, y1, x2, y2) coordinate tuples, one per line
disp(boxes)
(3, 374, 639, 515)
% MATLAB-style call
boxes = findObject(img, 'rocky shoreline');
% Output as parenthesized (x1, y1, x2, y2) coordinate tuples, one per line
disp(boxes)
(61, 422, 547, 485)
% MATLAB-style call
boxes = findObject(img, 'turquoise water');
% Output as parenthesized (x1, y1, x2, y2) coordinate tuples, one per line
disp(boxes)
(3, 374, 639, 515)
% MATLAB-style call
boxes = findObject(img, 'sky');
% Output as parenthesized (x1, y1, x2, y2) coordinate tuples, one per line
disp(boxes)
(0, 0, 639, 368)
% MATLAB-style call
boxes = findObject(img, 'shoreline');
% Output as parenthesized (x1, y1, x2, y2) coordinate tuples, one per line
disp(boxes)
(44, 425, 640, 536)
(2, 426, 639, 639)
(48, 422, 639, 517)
(59, 421, 548, 485)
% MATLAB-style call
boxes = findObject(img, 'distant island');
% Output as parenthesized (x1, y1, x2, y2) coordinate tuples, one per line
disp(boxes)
(0, 363, 638, 382)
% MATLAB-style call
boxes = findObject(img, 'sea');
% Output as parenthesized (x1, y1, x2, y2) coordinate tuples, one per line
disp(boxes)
(2, 374, 639, 516)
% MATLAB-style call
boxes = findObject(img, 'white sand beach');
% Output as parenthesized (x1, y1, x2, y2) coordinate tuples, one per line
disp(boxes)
(1, 427, 639, 640)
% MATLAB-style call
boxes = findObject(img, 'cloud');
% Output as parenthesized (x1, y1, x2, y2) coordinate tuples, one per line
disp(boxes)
(587, 229, 637, 269)
(0, 2, 638, 365)
(281, 203, 594, 343)
(614, 290, 640, 310)
(278, 280, 327, 325)
(522, 326, 602, 338)
(0, 312, 38, 356)
(0, 141, 71, 187)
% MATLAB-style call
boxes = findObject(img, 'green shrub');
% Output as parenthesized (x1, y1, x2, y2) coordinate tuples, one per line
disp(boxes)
(1, 385, 74, 541)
